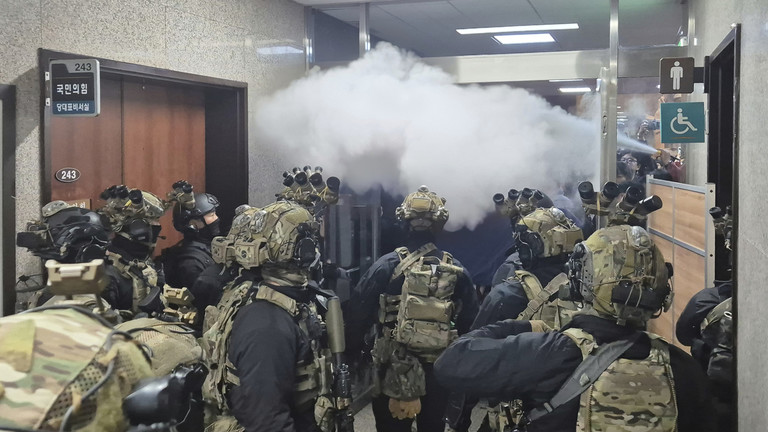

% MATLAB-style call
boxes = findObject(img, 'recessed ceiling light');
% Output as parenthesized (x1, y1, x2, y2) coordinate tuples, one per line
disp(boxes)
(559, 87, 592, 93)
(549, 79, 583, 82)
(457, 23, 579, 35)
(494, 33, 555, 45)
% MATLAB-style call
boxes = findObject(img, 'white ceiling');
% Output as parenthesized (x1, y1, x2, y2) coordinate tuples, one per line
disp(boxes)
(303, 0, 686, 57)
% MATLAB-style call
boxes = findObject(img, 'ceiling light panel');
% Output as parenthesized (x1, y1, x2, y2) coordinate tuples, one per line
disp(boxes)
(457, 23, 579, 35)
(494, 33, 555, 44)
(558, 87, 592, 93)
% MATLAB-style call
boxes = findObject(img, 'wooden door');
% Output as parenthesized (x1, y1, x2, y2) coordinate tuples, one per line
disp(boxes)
(122, 81, 206, 251)
(50, 78, 206, 254)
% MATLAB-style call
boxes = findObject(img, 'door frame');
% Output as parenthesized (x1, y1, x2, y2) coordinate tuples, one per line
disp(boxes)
(1, 84, 16, 316)
(704, 24, 740, 431)
(38, 49, 249, 227)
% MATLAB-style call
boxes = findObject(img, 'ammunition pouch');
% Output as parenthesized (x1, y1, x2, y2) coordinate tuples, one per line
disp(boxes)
(372, 333, 426, 400)
(314, 395, 336, 432)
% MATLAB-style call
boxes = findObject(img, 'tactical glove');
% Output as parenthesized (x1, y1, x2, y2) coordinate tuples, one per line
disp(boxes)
(529, 320, 553, 333)
(388, 398, 422, 419)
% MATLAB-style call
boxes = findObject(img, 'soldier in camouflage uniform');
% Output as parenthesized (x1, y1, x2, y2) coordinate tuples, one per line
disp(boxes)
(97, 185, 171, 314)
(435, 224, 716, 432)
(345, 186, 478, 432)
(201, 200, 350, 432)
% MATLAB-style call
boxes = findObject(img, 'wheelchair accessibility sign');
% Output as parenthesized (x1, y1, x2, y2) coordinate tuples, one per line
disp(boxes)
(660, 102, 705, 144)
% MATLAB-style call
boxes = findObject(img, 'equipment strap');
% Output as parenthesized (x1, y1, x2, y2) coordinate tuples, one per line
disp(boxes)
(516, 272, 568, 321)
(525, 332, 642, 424)
(390, 243, 437, 281)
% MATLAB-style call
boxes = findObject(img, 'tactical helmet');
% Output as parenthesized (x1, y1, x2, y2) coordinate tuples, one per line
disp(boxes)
(396, 186, 449, 231)
(98, 186, 170, 246)
(172, 192, 220, 233)
(16, 201, 109, 263)
(216, 201, 319, 270)
(515, 207, 583, 267)
(566, 225, 672, 327)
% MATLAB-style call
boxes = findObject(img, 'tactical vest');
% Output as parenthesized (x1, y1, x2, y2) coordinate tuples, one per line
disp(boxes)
(0, 308, 153, 431)
(514, 271, 579, 330)
(700, 297, 733, 386)
(160, 239, 213, 288)
(201, 281, 333, 428)
(562, 328, 678, 432)
(380, 243, 463, 361)
(107, 250, 158, 313)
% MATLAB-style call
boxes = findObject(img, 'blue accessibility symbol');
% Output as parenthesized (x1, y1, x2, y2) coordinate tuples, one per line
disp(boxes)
(660, 102, 705, 144)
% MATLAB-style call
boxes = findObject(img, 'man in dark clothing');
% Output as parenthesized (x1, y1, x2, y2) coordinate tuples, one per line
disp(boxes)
(345, 186, 478, 432)
(472, 207, 583, 330)
(161, 192, 221, 290)
(435, 224, 715, 432)
(98, 186, 170, 314)
(202, 200, 348, 432)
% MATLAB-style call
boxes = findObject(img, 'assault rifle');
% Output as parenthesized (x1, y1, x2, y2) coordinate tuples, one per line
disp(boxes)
(326, 296, 355, 432)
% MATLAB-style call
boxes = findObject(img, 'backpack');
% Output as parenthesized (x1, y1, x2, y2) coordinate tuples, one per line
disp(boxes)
(0, 308, 153, 431)
(389, 243, 464, 361)
(560, 328, 678, 432)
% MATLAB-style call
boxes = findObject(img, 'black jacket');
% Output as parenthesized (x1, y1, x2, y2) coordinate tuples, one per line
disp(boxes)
(490, 251, 523, 287)
(676, 281, 732, 367)
(434, 314, 716, 432)
(344, 235, 479, 356)
(228, 284, 319, 432)
(473, 259, 565, 330)
(161, 238, 213, 290)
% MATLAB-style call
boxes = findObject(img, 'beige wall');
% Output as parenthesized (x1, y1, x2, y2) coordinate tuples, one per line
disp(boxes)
(1, 0, 307, 281)
(689, 0, 768, 429)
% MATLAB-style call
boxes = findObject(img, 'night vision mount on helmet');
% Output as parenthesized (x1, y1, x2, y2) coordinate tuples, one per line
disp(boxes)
(493, 187, 555, 223)
(16, 201, 110, 263)
(278, 165, 341, 214)
(577, 181, 663, 227)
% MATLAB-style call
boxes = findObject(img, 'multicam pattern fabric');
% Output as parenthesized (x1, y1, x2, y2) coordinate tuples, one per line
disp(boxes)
(577, 225, 669, 319)
(395, 186, 449, 230)
(108, 250, 158, 313)
(212, 201, 317, 270)
(115, 318, 202, 376)
(0, 308, 152, 431)
(517, 208, 583, 258)
(562, 328, 678, 432)
(391, 246, 462, 361)
(515, 271, 579, 331)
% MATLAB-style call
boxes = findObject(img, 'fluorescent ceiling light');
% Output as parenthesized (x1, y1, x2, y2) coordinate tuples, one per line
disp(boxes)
(457, 23, 578, 35)
(559, 87, 592, 93)
(549, 79, 582, 82)
(494, 33, 554, 44)
(257, 46, 303, 55)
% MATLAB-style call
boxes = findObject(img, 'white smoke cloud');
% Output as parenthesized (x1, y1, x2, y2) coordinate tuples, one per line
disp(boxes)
(255, 43, 603, 230)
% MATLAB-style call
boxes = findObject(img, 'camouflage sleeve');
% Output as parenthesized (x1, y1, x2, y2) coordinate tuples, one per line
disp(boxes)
(434, 326, 582, 400)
